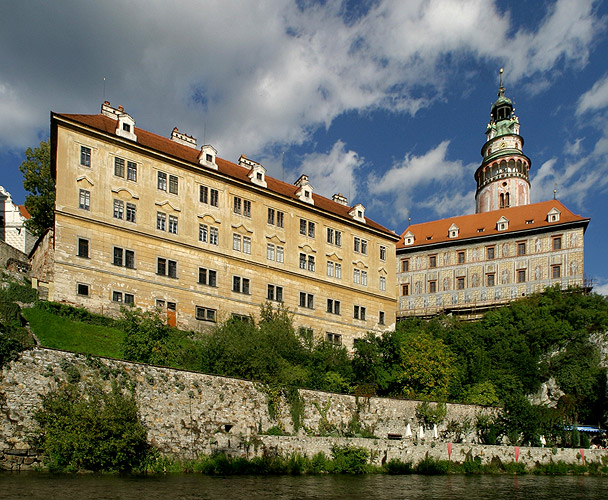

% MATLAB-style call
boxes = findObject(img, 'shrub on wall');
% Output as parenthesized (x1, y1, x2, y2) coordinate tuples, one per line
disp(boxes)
(34, 381, 148, 472)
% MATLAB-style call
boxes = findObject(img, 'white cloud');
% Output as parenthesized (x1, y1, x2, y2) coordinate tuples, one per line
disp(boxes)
(290, 140, 364, 201)
(592, 278, 608, 297)
(368, 141, 475, 221)
(577, 73, 608, 115)
(0, 0, 603, 157)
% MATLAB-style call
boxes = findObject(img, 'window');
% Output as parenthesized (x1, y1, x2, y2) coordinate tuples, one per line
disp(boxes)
(233, 197, 251, 216)
(299, 292, 314, 309)
(334, 263, 341, 279)
(113, 247, 135, 268)
(457, 277, 465, 290)
(80, 146, 91, 167)
(361, 270, 368, 286)
(200, 186, 219, 207)
(266, 243, 284, 262)
(113, 291, 134, 305)
(168, 215, 178, 234)
(517, 269, 526, 283)
(267, 208, 275, 225)
(552, 265, 561, 279)
(122, 123, 131, 132)
(77, 238, 89, 258)
(157, 171, 167, 191)
(354, 237, 367, 254)
(113, 199, 124, 219)
(379, 311, 385, 325)
(198, 268, 217, 287)
(243, 200, 251, 217)
(243, 236, 251, 254)
(379, 276, 386, 291)
(380, 245, 386, 261)
(486, 246, 495, 260)
(126, 203, 136, 223)
(517, 242, 526, 256)
(233, 196, 242, 214)
(401, 259, 410, 272)
(300, 219, 315, 237)
(267, 284, 283, 302)
(354, 305, 366, 320)
(169, 175, 178, 195)
(326, 332, 342, 345)
(231, 313, 252, 323)
(487, 273, 495, 287)
(327, 299, 340, 315)
(353, 269, 360, 284)
(553, 236, 562, 251)
(429, 255, 437, 268)
(428, 281, 437, 293)
(299, 253, 315, 271)
(327, 228, 342, 246)
(114, 157, 125, 177)
(196, 306, 217, 322)
(458, 251, 465, 264)
(77, 283, 89, 296)
(79, 189, 90, 210)
(402, 284, 409, 296)
(199, 224, 219, 245)
(327, 261, 334, 277)
(157, 258, 177, 278)
(232, 276, 250, 294)
(156, 212, 166, 231)
(232, 234, 250, 254)
(127, 161, 137, 181)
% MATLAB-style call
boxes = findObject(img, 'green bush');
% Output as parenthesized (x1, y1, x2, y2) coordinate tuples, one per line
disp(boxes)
(0, 280, 38, 304)
(330, 445, 370, 474)
(0, 328, 25, 368)
(384, 458, 414, 474)
(416, 456, 449, 475)
(34, 382, 148, 472)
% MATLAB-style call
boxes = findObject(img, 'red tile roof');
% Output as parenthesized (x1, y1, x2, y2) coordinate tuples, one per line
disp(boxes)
(18, 205, 30, 219)
(53, 112, 397, 239)
(397, 200, 589, 249)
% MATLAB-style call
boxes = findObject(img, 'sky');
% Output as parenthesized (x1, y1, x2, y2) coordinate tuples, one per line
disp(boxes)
(1, 0, 607, 293)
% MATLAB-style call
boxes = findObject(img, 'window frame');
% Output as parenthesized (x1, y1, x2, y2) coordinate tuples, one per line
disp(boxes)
(80, 146, 91, 167)
(79, 189, 90, 211)
(196, 306, 217, 322)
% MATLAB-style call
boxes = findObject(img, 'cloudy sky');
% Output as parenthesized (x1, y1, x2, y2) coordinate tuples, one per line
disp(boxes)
(1, 0, 607, 293)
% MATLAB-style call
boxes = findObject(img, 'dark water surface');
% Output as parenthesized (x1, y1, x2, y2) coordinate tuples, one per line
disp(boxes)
(1, 473, 606, 500)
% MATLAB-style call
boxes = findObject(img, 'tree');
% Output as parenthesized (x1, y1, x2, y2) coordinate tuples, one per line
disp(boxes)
(398, 328, 456, 400)
(19, 139, 54, 236)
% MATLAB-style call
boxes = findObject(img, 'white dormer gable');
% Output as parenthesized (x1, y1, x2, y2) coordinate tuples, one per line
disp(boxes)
(116, 106, 137, 142)
(198, 145, 218, 170)
(497, 215, 509, 231)
(402, 230, 414, 246)
(294, 174, 314, 205)
(547, 207, 561, 223)
(448, 223, 459, 238)
(349, 203, 366, 223)
(239, 155, 267, 188)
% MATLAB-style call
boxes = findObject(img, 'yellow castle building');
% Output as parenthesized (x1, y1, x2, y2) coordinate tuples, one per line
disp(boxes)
(33, 102, 398, 348)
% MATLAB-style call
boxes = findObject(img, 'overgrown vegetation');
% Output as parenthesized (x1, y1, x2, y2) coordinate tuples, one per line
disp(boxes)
(0, 276, 36, 367)
(19, 287, 608, 441)
(34, 381, 148, 472)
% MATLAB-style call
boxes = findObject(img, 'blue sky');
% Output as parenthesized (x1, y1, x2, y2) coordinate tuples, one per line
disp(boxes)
(1, 0, 607, 293)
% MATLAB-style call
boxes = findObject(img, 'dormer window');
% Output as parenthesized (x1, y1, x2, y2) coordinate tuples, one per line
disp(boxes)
(477, 228, 485, 233)
(294, 175, 314, 205)
(402, 231, 414, 246)
(448, 223, 459, 238)
(547, 208, 561, 223)
(240, 155, 267, 188)
(199, 145, 218, 171)
(349, 203, 366, 223)
(497, 216, 509, 231)
(115, 107, 137, 142)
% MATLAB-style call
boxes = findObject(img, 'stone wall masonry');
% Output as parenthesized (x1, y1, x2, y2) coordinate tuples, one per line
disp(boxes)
(2, 348, 607, 470)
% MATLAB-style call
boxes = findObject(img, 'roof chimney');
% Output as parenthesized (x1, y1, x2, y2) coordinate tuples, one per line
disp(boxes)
(170, 127, 197, 149)
(332, 193, 348, 206)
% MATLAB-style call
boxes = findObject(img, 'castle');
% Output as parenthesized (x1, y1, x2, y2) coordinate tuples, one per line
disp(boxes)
(396, 71, 589, 318)
(29, 73, 589, 337)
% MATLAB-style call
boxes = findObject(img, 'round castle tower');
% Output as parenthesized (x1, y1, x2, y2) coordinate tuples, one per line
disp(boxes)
(475, 69, 531, 213)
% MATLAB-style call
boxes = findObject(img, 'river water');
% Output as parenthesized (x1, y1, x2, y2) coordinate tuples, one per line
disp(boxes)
(1, 473, 606, 500)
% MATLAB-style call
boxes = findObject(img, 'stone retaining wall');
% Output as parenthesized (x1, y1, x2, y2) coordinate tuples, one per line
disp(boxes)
(1, 348, 607, 470)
